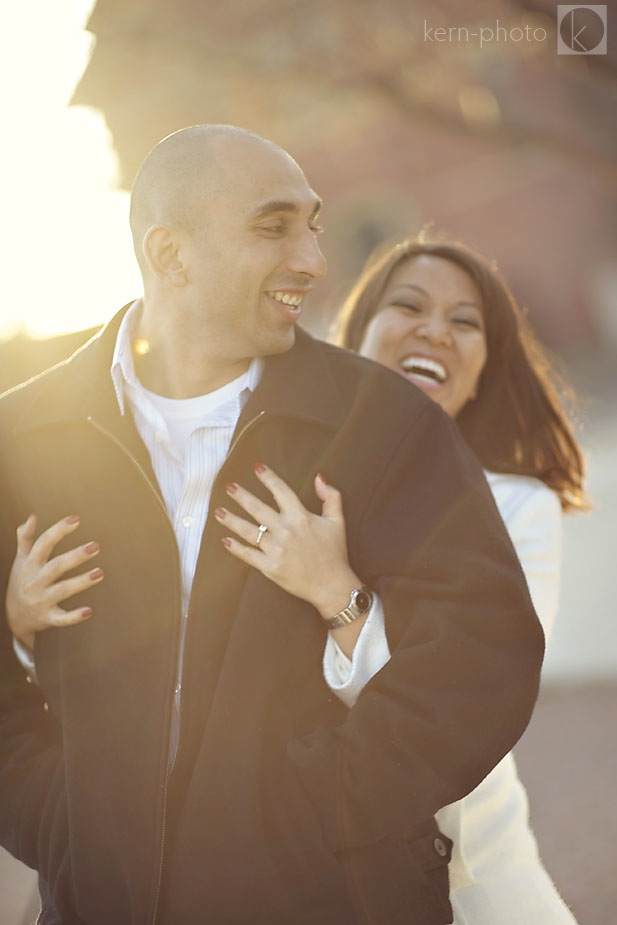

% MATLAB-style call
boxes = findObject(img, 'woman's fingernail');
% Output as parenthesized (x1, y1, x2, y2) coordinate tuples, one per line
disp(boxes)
(253, 462, 267, 474)
(84, 542, 100, 555)
(214, 507, 227, 520)
(89, 568, 104, 581)
(221, 537, 232, 548)
(80, 608, 93, 619)
(317, 472, 329, 485)
(65, 515, 80, 525)
(225, 483, 237, 495)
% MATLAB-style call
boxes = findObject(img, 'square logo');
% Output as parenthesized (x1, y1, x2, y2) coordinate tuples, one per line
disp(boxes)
(557, 5, 607, 54)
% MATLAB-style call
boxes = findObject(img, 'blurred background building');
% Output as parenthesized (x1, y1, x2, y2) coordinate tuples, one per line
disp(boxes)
(69, 0, 617, 350)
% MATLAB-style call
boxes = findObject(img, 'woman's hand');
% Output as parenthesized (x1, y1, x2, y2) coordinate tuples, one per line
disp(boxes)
(215, 466, 368, 652)
(6, 514, 103, 652)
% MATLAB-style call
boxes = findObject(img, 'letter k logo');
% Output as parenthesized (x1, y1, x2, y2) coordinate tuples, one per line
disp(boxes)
(557, 6, 607, 55)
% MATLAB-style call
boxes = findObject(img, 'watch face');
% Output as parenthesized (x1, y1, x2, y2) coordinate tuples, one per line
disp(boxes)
(355, 590, 371, 612)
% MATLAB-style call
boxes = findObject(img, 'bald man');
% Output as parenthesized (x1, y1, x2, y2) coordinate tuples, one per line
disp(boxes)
(0, 125, 543, 925)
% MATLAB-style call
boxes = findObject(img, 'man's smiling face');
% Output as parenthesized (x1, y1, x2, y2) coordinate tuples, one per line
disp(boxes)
(178, 136, 327, 365)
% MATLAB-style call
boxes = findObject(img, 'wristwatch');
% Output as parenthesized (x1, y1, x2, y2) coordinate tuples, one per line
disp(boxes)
(326, 586, 374, 630)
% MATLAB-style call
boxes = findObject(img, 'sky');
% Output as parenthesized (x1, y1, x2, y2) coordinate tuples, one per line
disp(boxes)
(0, 0, 141, 337)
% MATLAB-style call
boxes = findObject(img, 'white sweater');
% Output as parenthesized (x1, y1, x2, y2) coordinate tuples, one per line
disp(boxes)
(435, 473, 575, 924)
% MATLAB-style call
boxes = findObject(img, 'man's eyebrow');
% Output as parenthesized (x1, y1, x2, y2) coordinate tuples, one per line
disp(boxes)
(250, 198, 323, 221)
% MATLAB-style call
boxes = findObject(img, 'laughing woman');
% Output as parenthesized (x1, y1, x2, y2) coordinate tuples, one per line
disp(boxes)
(332, 235, 588, 924)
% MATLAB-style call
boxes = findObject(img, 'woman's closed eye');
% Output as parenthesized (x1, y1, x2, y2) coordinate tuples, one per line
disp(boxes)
(452, 315, 483, 330)
(390, 301, 422, 314)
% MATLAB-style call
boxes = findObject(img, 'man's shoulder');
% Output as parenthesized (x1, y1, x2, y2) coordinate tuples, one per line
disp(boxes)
(0, 357, 70, 420)
(297, 328, 421, 396)
(305, 332, 439, 423)
(0, 317, 117, 430)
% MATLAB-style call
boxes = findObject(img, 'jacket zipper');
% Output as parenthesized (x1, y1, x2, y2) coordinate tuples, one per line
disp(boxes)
(86, 417, 179, 925)
(226, 409, 266, 460)
(89, 410, 267, 925)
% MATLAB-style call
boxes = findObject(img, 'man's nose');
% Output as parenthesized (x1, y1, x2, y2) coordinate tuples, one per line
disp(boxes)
(290, 232, 327, 280)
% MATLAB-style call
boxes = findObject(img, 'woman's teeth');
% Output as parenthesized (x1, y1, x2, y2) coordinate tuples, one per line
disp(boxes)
(400, 356, 447, 383)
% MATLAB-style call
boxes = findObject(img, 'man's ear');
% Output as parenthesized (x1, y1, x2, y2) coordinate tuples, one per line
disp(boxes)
(142, 225, 187, 286)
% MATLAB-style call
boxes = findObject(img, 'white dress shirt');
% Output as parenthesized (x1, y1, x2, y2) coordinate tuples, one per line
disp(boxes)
(111, 301, 264, 607)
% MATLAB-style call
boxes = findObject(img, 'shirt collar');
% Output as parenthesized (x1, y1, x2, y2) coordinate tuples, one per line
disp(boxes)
(110, 298, 264, 415)
(110, 299, 142, 415)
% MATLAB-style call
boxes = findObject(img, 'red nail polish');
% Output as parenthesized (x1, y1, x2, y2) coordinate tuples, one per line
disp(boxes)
(84, 542, 100, 555)
(89, 568, 104, 581)
(317, 472, 329, 485)
(253, 462, 266, 474)
(221, 537, 232, 548)
(214, 507, 227, 519)
(81, 608, 93, 619)
(225, 482, 237, 494)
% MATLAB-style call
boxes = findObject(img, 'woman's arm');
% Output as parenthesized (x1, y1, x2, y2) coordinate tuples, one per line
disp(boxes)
(324, 473, 562, 711)
(485, 473, 562, 641)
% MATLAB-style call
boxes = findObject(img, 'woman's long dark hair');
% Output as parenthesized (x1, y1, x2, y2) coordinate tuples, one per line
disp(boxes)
(333, 237, 588, 512)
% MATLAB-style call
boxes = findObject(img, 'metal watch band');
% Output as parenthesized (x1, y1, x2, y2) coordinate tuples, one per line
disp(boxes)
(326, 586, 373, 630)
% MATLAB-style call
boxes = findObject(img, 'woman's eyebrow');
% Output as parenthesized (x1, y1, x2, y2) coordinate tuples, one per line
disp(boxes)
(390, 284, 428, 298)
(390, 284, 481, 309)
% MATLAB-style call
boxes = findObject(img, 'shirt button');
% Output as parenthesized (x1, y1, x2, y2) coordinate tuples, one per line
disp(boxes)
(433, 836, 448, 858)
(182, 515, 193, 528)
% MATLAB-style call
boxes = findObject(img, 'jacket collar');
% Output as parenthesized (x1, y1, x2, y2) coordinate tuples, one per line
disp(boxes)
(12, 311, 347, 437)
(239, 326, 346, 433)
(12, 305, 130, 434)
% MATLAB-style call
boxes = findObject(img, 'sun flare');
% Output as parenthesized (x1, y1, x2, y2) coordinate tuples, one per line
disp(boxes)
(0, 0, 141, 338)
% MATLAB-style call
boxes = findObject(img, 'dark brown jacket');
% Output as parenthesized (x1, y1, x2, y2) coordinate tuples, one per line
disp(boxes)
(0, 311, 544, 925)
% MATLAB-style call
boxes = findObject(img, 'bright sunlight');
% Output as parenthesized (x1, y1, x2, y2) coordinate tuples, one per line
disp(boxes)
(0, 0, 141, 337)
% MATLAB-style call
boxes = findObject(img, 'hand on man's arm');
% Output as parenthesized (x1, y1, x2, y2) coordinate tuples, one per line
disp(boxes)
(216, 467, 371, 659)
